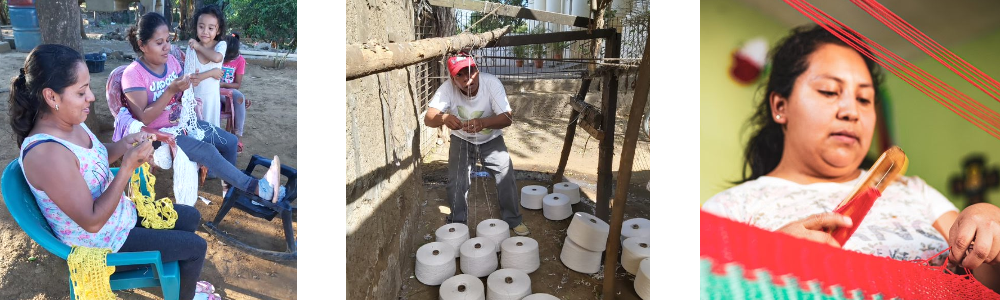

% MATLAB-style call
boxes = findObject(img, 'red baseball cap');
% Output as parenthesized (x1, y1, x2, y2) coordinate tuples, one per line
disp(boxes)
(447, 54, 477, 76)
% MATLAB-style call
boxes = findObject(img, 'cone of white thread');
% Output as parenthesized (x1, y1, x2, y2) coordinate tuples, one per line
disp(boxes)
(553, 181, 581, 204)
(635, 258, 650, 300)
(499, 237, 540, 274)
(566, 212, 610, 252)
(436, 223, 470, 258)
(439, 274, 486, 300)
(621, 218, 650, 243)
(559, 236, 602, 274)
(542, 193, 572, 220)
(476, 219, 509, 253)
(621, 236, 650, 275)
(486, 269, 532, 300)
(415, 242, 457, 286)
(522, 294, 559, 300)
(460, 237, 498, 277)
(520, 185, 547, 210)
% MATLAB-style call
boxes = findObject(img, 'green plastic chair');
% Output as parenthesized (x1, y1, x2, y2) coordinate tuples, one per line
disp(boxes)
(1, 160, 180, 300)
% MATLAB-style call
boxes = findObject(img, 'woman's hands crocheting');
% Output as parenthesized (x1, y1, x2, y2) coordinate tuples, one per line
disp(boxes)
(948, 203, 1000, 269)
(776, 213, 853, 247)
(169, 74, 194, 94)
(122, 139, 155, 172)
(121, 132, 156, 147)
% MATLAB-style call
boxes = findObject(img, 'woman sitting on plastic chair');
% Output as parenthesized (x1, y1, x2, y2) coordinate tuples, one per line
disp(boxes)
(7, 45, 228, 299)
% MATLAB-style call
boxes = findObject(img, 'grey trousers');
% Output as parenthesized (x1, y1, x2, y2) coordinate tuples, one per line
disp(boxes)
(447, 135, 522, 228)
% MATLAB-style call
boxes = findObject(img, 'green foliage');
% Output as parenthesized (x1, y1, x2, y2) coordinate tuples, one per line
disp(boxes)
(225, 0, 296, 48)
(467, 0, 527, 34)
(511, 45, 528, 58)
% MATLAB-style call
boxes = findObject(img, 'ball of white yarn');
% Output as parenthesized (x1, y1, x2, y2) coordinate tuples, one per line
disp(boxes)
(553, 181, 581, 204)
(500, 237, 540, 274)
(559, 236, 602, 274)
(566, 212, 610, 252)
(542, 193, 572, 220)
(460, 237, 498, 277)
(439, 274, 485, 300)
(522, 294, 559, 300)
(635, 258, 650, 300)
(476, 219, 510, 253)
(436, 223, 470, 258)
(415, 242, 457, 286)
(621, 236, 650, 275)
(520, 185, 547, 210)
(621, 218, 650, 243)
(486, 269, 531, 300)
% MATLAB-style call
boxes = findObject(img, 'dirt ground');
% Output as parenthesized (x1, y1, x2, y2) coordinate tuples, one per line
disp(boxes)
(0, 34, 297, 299)
(399, 114, 651, 300)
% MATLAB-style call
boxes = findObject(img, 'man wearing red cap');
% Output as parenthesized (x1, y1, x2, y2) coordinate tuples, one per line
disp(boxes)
(424, 53, 529, 236)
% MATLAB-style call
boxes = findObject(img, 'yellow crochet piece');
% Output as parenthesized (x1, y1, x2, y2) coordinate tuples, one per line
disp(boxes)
(129, 162, 178, 230)
(67, 246, 115, 300)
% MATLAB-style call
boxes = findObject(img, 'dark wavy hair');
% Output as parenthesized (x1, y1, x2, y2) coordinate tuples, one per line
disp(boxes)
(192, 5, 227, 42)
(8, 44, 85, 146)
(224, 32, 241, 62)
(127, 12, 170, 55)
(739, 25, 884, 183)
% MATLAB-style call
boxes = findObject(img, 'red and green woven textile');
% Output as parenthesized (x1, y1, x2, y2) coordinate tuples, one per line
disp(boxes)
(701, 210, 1000, 299)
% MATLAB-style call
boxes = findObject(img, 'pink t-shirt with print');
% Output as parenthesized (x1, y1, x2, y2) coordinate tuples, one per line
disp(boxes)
(222, 55, 245, 84)
(121, 55, 184, 130)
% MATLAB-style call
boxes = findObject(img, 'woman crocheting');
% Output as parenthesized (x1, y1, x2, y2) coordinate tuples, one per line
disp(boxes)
(702, 25, 1000, 290)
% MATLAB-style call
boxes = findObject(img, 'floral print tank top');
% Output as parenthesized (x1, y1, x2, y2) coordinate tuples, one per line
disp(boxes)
(18, 124, 137, 252)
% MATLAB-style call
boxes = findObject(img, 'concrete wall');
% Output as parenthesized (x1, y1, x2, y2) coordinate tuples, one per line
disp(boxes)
(345, 0, 423, 299)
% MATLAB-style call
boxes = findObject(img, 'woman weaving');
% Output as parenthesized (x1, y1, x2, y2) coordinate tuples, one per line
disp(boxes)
(702, 25, 1000, 290)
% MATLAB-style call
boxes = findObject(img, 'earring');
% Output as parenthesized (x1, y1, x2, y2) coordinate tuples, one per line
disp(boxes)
(775, 115, 781, 120)
(55, 104, 59, 111)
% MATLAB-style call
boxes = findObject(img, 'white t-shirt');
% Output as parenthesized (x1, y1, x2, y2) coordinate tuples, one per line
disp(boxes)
(187, 40, 227, 127)
(427, 72, 512, 145)
(703, 170, 958, 264)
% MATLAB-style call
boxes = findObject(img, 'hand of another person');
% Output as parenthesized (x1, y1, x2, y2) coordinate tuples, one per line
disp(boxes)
(948, 203, 1000, 269)
(776, 213, 853, 247)
(188, 39, 199, 50)
(442, 114, 462, 130)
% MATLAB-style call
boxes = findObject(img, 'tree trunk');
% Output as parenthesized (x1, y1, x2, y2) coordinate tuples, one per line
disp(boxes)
(36, 0, 82, 53)
(164, 0, 172, 28)
(346, 26, 510, 81)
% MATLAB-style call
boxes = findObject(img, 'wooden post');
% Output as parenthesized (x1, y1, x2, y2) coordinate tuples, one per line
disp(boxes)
(346, 26, 510, 81)
(553, 78, 593, 184)
(595, 31, 621, 222)
(601, 37, 650, 300)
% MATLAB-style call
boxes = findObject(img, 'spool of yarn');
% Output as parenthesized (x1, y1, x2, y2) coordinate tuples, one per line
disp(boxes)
(460, 237, 498, 277)
(486, 269, 532, 300)
(415, 242, 457, 285)
(621, 236, 650, 275)
(522, 294, 559, 300)
(500, 237, 540, 274)
(476, 219, 510, 253)
(566, 212, 610, 252)
(559, 236, 602, 274)
(621, 218, 651, 243)
(436, 223, 470, 258)
(520, 185, 547, 210)
(542, 193, 572, 220)
(439, 274, 486, 300)
(635, 258, 650, 300)
(553, 181, 581, 204)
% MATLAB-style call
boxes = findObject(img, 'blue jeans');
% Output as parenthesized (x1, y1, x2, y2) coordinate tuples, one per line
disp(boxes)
(175, 121, 256, 192)
(447, 135, 522, 228)
(117, 205, 205, 300)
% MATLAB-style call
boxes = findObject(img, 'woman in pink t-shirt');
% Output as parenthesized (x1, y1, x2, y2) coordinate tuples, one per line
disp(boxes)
(120, 10, 286, 224)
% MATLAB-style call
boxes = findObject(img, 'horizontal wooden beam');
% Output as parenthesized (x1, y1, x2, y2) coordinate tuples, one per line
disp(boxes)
(346, 26, 510, 81)
(484, 28, 617, 48)
(428, 0, 592, 28)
